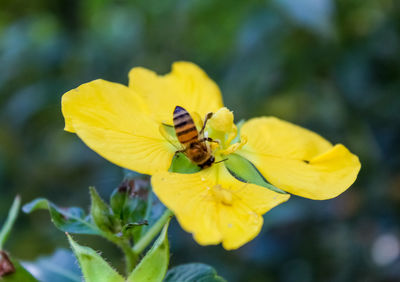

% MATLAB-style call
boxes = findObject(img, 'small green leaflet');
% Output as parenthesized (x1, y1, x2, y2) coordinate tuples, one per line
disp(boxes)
(127, 219, 170, 282)
(23, 198, 100, 235)
(164, 263, 226, 282)
(67, 234, 124, 282)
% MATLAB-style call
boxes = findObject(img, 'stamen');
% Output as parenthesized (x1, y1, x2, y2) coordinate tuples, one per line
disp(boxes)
(225, 124, 238, 145)
(219, 135, 248, 155)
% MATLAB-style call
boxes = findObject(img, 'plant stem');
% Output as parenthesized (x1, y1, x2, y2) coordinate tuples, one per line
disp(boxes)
(98, 209, 173, 275)
(98, 231, 138, 275)
(132, 209, 174, 255)
(0, 196, 21, 250)
(119, 240, 138, 275)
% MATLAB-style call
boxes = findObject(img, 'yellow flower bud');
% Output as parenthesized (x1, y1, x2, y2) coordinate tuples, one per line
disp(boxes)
(208, 107, 234, 133)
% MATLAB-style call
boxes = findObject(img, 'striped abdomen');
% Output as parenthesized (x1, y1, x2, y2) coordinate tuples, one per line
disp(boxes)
(173, 106, 199, 144)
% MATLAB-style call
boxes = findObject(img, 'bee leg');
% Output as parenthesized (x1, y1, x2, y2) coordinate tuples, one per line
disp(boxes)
(199, 112, 213, 135)
(174, 148, 187, 157)
(199, 137, 219, 144)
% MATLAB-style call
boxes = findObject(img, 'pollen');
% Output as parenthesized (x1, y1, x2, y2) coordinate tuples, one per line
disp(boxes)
(211, 184, 233, 206)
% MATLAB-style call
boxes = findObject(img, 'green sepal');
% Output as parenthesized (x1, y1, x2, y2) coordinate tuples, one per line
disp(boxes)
(161, 123, 176, 137)
(109, 187, 126, 219)
(161, 123, 200, 174)
(164, 263, 226, 282)
(168, 153, 201, 174)
(23, 198, 100, 235)
(89, 187, 120, 233)
(67, 235, 124, 282)
(225, 153, 287, 194)
(127, 219, 170, 282)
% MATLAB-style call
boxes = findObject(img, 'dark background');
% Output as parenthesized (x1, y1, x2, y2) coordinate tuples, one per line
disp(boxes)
(1, 0, 400, 281)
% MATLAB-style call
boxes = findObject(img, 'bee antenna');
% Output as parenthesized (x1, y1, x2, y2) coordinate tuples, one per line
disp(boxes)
(214, 158, 228, 164)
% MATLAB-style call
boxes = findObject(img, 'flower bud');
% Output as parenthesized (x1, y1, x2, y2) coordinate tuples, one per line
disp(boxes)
(90, 187, 120, 233)
(208, 107, 234, 133)
(0, 251, 15, 277)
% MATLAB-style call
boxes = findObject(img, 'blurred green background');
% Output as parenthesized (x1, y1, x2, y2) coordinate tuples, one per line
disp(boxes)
(1, 0, 400, 281)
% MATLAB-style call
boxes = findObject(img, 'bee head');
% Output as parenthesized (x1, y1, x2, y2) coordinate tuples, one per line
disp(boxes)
(199, 155, 215, 169)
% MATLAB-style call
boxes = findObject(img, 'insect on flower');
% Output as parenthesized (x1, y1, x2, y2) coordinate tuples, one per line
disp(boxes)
(172, 106, 216, 168)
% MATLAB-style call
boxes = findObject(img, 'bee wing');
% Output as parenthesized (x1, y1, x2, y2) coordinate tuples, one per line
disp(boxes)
(159, 123, 184, 151)
(191, 112, 203, 133)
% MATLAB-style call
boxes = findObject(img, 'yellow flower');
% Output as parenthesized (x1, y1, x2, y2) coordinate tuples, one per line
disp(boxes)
(152, 165, 289, 250)
(62, 62, 361, 249)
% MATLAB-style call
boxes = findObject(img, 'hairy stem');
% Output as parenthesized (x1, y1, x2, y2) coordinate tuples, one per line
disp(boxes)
(98, 230, 137, 275)
(132, 209, 174, 255)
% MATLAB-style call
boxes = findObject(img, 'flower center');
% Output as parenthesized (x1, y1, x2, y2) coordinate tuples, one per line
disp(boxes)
(211, 184, 233, 206)
(206, 107, 246, 158)
(159, 107, 247, 169)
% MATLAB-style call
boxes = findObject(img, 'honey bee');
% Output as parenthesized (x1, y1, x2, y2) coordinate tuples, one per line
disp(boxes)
(173, 106, 215, 168)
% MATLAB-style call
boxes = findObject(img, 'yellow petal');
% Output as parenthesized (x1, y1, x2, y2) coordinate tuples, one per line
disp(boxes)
(238, 117, 361, 200)
(217, 200, 263, 250)
(62, 79, 175, 175)
(151, 171, 222, 246)
(151, 165, 289, 250)
(128, 62, 224, 124)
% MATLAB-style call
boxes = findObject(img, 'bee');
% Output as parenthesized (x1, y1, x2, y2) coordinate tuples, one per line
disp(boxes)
(173, 106, 215, 168)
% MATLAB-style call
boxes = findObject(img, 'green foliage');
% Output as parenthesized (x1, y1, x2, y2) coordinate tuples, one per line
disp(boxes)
(225, 153, 287, 194)
(67, 220, 173, 282)
(1, 256, 37, 282)
(22, 249, 81, 282)
(22, 198, 100, 235)
(165, 263, 226, 282)
(22, 184, 185, 281)
(90, 186, 119, 233)
(0, 196, 21, 250)
(127, 220, 170, 282)
(67, 235, 124, 282)
(0, 197, 37, 281)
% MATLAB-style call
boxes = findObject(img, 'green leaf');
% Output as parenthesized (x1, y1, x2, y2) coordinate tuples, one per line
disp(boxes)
(0, 196, 21, 250)
(168, 153, 201, 174)
(90, 187, 119, 233)
(164, 263, 226, 282)
(1, 252, 37, 282)
(22, 249, 81, 282)
(23, 198, 100, 235)
(225, 153, 287, 194)
(127, 219, 170, 282)
(67, 234, 124, 282)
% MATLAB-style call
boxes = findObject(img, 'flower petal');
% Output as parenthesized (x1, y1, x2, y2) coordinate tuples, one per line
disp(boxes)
(151, 171, 222, 246)
(238, 117, 361, 200)
(151, 165, 289, 250)
(62, 79, 175, 175)
(128, 62, 224, 124)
